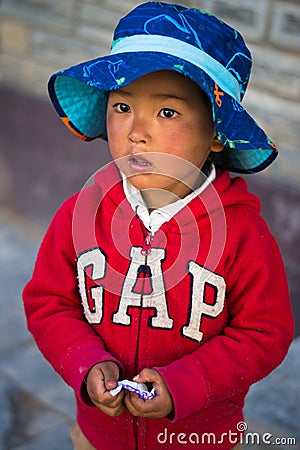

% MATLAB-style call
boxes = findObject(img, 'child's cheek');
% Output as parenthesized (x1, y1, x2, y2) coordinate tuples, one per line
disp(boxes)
(107, 119, 122, 148)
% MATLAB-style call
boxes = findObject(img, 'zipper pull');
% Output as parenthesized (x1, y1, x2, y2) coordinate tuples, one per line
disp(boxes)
(141, 232, 152, 256)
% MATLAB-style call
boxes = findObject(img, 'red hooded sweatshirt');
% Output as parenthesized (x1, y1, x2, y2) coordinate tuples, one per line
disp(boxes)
(23, 163, 294, 449)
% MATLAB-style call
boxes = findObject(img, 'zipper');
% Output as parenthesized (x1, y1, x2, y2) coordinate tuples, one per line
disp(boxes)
(133, 227, 153, 372)
(133, 225, 153, 449)
(141, 231, 152, 256)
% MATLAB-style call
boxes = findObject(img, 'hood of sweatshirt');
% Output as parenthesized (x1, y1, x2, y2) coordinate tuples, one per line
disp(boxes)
(89, 161, 262, 280)
(93, 161, 261, 231)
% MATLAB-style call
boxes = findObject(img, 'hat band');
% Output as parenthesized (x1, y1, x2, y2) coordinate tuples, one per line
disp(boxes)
(111, 34, 241, 101)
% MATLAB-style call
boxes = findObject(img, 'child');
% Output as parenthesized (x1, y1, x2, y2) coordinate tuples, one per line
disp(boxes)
(23, 2, 294, 449)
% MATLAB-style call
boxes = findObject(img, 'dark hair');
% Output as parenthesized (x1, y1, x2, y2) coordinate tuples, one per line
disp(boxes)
(211, 150, 229, 171)
(202, 150, 228, 176)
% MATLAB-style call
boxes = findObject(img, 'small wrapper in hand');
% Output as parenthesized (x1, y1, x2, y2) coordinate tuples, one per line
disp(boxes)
(110, 379, 156, 400)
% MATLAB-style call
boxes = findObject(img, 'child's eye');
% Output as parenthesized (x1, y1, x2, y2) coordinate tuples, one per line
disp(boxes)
(114, 103, 131, 113)
(159, 108, 178, 119)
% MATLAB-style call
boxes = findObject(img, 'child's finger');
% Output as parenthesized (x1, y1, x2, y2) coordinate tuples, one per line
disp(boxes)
(133, 368, 159, 384)
(100, 362, 119, 390)
(124, 391, 167, 418)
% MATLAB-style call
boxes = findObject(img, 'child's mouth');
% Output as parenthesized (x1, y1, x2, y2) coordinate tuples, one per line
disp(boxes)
(128, 154, 153, 173)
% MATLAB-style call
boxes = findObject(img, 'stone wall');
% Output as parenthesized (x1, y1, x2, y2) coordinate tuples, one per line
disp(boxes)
(1, 0, 300, 183)
(1, 0, 300, 98)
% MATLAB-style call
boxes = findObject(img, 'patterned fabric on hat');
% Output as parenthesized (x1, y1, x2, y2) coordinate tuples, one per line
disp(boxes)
(48, 2, 278, 174)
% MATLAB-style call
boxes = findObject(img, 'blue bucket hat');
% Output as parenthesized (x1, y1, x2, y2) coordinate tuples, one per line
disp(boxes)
(48, 1, 278, 174)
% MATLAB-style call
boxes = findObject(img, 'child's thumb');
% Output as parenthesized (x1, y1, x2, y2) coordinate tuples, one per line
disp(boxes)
(102, 366, 118, 390)
(105, 376, 118, 390)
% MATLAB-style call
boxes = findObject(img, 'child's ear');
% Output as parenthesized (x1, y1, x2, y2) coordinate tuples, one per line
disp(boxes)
(210, 135, 224, 153)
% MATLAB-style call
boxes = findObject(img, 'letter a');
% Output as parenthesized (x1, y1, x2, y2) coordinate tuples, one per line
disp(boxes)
(183, 261, 225, 342)
(113, 247, 173, 328)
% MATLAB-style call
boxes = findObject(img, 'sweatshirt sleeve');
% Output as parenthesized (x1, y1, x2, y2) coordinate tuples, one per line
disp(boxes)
(155, 206, 294, 422)
(22, 195, 123, 399)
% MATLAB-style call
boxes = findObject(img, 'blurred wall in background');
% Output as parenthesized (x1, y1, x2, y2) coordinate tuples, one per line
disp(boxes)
(0, 0, 300, 329)
(1, 0, 300, 183)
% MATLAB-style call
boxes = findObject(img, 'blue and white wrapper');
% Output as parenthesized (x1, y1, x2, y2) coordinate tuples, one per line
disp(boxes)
(110, 379, 156, 400)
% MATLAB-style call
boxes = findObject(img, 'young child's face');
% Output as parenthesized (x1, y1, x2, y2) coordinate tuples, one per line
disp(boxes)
(107, 70, 223, 201)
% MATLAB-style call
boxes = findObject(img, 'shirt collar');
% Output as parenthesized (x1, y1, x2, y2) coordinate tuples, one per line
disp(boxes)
(122, 165, 216, 235)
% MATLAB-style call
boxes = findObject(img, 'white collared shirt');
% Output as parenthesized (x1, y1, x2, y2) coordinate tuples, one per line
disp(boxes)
(122, 165, 216, 235)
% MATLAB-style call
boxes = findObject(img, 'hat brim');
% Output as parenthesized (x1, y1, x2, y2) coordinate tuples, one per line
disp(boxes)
(48, 51, 278, 174)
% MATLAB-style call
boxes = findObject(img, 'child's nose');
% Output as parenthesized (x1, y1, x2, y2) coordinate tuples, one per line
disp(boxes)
(128, 115, 150, 144)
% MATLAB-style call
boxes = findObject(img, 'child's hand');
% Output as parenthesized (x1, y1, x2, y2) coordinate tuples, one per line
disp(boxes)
(124, 368, 173, 418)
(86, 361, 124, 416)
